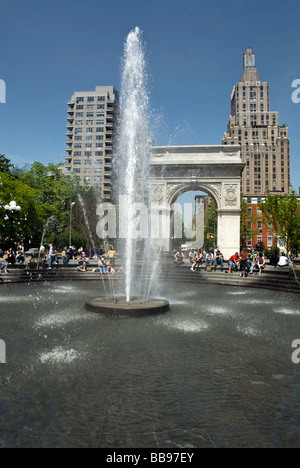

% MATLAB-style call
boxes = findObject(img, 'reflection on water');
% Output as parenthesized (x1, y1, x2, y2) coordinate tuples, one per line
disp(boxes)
(0, 280, 299, 448)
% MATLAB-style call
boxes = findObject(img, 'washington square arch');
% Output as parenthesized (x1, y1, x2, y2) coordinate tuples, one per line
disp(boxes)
(149, 145, 245, 260)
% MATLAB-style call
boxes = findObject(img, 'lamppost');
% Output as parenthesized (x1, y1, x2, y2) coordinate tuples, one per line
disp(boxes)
(69, 202, 75, 248)
(4, 201, 21, 246)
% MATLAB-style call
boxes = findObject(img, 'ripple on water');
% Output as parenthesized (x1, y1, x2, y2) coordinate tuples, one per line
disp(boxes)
(158, 318, 210, 333)
(227, 291, 247, 295)
(274, 307, 300, 315)
(205, 305, 231, 315)
(237, 325, 260, 337)
(39, 347, 82, 364)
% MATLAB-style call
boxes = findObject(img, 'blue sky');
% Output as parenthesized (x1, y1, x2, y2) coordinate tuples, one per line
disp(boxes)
(0, 0, 300, 192)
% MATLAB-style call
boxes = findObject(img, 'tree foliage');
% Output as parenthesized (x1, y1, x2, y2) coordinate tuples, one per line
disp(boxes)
(0, 154, 14, 174)
(0, 155, 102, 250)
(259, 193, 300, 253)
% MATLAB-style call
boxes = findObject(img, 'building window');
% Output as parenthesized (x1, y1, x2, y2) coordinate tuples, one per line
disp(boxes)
(267, 237, 273, 247)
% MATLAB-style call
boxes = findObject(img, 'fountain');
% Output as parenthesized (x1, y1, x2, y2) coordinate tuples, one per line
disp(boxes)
(85, 27, 169, 316)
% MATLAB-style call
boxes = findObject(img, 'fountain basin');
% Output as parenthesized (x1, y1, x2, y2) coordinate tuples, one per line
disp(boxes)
(85, 296, 170, 317)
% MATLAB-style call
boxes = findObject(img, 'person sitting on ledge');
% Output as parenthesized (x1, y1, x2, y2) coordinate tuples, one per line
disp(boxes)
(257, 252, 266, 276)
(191, 249, 203, 271)
(97, 257, 107, 275)
(77, 252, 88, 272)
(205, 250, 214, 270)
(239, 249, 248, 278)
(213, 247, 224, 271)
(174, 250, 184, 265)
(0, 260, 8, 275)
(277, 253, 292, 268)
(226, 252, 240, 274)
(107, 260, 116, 276)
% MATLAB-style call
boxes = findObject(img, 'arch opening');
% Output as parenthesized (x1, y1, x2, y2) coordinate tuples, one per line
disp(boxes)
(168, 187, 219, 253)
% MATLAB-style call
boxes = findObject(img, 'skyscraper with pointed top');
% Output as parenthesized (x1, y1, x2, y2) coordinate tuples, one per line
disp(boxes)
(223, 48, 291, 196)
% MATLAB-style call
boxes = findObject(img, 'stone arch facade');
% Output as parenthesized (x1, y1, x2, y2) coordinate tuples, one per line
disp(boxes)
(150, 145, 244, 259)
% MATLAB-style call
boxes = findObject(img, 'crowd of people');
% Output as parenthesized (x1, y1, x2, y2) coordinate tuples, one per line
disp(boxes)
(172, 246, 294, 278)
(0, 241, 295, 280)
(173, 247, 225, 272)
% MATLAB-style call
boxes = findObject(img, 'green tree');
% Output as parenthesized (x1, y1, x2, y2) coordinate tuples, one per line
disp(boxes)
(259, 192, 300, 254)
(0, 172, 44, 247)
(0, 154, 14, 174)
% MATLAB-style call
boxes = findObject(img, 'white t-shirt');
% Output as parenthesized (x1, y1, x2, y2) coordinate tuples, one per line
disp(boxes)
(278, 256, 289, 266)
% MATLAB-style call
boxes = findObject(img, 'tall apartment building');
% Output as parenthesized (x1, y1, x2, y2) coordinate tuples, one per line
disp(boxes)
(222, 48, 291, 196)
(65, 85, 119, 200)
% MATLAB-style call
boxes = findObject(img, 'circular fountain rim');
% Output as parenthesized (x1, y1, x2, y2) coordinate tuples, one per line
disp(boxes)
(84, 296, 170, 317)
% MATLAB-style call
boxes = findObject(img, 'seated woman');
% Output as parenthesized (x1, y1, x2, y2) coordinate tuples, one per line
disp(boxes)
(7, 248, 16, 265)
(191, 250, 203, 271)
(16, 244, 25, 265)
(257, 252, 266, 276)
(107, 260, 116, 276)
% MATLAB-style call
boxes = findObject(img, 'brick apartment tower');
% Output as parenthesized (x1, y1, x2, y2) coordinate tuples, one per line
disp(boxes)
(222, 48, 291, 196)
(65, 86, 119, 200)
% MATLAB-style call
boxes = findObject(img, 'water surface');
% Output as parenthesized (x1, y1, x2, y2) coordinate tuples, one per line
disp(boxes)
(0, 280, 299, 448)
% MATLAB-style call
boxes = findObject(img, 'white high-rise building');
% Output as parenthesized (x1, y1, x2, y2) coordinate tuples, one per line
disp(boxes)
(64, 85, 119, 200)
